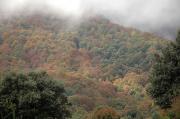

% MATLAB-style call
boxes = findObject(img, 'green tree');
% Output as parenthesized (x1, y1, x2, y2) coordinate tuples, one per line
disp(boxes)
(0, 34, 3, 44)
(0, 71, 71, 119)
(148, 31, 180, 109)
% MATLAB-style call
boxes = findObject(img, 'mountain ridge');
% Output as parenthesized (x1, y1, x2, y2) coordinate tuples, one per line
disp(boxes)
(0, 14, 167, 79)
(1, 14, 178, 119)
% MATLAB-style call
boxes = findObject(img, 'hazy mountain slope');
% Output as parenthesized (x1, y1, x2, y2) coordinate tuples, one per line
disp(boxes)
(0, 14, 171, 118)
(0, 15, 166, 80)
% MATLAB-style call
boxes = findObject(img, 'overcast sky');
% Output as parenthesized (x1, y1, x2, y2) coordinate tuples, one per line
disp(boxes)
(0, 0, 179, 39)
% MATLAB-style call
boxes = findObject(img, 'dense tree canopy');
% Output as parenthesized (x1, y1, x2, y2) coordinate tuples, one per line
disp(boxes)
(0, 14, 173, 119)
(0, 15, 165, 80)
(86, 107, 120, 119)
(0, 71, 71, 119)
(148, 31, 180, 109)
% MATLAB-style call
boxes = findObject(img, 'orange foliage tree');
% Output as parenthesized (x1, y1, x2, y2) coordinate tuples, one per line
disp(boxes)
(87, 107, 120, 119)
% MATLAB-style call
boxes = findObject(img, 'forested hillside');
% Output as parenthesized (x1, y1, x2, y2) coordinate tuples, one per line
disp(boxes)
(0, 15, 166, 78)
(1, 14, 178, 119)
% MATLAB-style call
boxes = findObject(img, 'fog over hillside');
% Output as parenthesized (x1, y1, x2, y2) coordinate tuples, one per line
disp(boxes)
(0, 0, 179, 39)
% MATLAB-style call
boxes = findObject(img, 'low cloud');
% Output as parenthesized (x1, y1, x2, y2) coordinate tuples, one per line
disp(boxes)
(0, 0, 179, 39)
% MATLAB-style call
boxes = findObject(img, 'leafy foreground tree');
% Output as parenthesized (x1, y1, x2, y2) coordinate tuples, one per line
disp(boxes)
(148, 31, 180, 109)
(0, 71, 71, 119)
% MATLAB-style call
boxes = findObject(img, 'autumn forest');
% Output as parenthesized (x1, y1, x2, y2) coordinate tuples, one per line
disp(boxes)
(0, 12, 179, 119)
